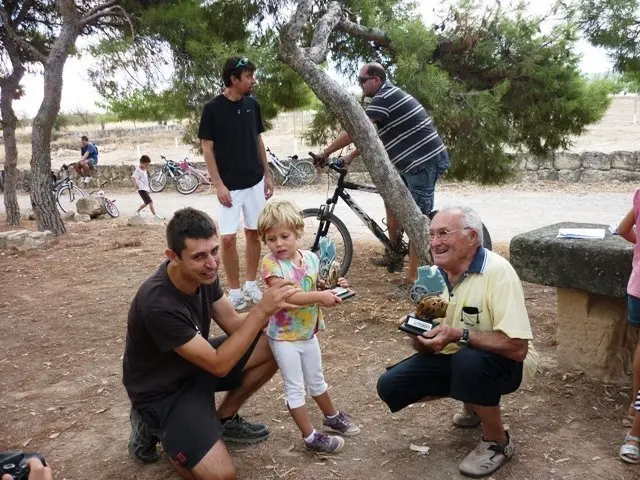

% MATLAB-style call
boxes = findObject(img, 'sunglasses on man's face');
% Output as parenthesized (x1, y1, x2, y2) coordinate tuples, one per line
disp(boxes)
(235, 57, 249, 69)
(357, 76, 375, 85)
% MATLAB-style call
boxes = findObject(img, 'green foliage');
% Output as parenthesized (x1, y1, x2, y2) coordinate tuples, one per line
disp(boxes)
(89, 0, 317, 152)
(305, 1, 616, 183)
(303, 101, 349, 147)
(87, 0, 615, 183)
(574, 0, 640, 74)
(100, 87, 183, 123)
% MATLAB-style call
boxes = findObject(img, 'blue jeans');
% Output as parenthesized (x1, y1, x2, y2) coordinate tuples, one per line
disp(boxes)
(400, 151, 449, 215)
(628, 294, 640, 327)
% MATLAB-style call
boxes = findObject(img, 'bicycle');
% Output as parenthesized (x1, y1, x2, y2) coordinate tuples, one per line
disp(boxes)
(266, 147, 317, 187)
(54, 163, 87, 213)
(174, 158, 211, 195)
(89, 181, 120, 218)
(303, 152, 492, 277)
(149, 155, 185, 193)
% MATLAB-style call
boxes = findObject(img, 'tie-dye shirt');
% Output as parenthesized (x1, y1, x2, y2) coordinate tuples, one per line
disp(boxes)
(261, 250, 325, 341)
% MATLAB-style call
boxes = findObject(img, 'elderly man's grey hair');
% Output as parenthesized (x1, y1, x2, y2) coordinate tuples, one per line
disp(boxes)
(435, 205, 484, 246)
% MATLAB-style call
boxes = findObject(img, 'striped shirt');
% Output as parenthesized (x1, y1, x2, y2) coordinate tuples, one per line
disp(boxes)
(366, 82, 446, 173)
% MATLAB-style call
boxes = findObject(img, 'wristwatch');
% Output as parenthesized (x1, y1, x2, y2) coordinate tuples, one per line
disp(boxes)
(458, 328, 470, 348)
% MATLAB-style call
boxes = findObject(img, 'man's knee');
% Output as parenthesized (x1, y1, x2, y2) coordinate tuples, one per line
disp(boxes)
(221, 234, 237, 249)
(376, 370, 394, 404)
(244, 228, 260, 240)
(191, 440, 237, 480)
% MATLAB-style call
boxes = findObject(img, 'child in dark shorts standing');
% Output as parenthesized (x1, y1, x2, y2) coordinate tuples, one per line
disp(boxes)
(133, 155, 164, 220)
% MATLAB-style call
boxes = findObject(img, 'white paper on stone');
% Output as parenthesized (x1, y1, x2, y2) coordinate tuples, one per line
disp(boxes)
(556, 228, 605, 239)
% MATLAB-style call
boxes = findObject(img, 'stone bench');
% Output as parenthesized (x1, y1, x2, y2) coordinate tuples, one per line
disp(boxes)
(510, 222, 639, 382)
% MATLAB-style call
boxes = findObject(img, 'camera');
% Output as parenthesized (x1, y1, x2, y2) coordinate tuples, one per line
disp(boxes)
(0, 451, 47, 480)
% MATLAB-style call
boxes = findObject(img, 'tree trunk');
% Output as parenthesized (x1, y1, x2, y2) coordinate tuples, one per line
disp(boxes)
(1, 68, 24, 227)
(279, 2, 431, 264)
(30, 22, 80, 235)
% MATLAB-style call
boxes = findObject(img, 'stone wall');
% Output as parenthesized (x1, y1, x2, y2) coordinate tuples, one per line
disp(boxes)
(11, 150, 640, 187)
(346, 150, 640, 184)
(515, 151, 640, 183)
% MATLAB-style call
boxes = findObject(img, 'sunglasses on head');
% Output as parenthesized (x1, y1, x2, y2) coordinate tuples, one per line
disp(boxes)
(235, 57, 249, 69)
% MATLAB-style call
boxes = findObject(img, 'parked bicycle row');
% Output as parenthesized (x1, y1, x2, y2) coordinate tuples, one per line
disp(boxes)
(148, 148, 317, 195)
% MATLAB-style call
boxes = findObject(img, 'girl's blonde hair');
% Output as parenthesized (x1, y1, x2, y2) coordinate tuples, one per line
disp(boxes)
(257, 200, 305, 243)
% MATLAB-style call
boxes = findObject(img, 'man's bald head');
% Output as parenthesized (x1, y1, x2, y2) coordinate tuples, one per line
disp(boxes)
(361, 63, 387, 83)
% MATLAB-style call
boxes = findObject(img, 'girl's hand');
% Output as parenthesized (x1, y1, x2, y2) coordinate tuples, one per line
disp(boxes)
(318, 290, 342, 307)
(337, 277, 349, 288)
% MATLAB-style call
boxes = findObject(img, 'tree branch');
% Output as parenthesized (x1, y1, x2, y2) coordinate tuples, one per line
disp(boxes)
(0, 6, 48, 64)
(15, 0, 36, 27)
(81, 0, 118, 20)
(280, 0, 431, 265)
(302, 1, 342, 63)
(338, 18, 391, 47)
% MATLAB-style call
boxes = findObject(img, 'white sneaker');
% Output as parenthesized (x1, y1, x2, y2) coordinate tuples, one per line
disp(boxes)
(229, 294, 248, 311)
(84, 176, 92, 183)
(243, 283, 263, 303)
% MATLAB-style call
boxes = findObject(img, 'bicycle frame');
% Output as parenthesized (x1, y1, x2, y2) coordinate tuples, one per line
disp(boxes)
(266, 147, 306, 186)
(181, 159, 212, 188)
(314, 161, 398, 253)
(160, 156, 182, 178)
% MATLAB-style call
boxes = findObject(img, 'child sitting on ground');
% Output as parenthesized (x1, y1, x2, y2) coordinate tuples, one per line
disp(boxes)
(257, 200, 360, 454)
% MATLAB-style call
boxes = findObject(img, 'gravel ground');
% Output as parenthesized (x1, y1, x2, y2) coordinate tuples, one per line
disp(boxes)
(3, 179, 636, 243)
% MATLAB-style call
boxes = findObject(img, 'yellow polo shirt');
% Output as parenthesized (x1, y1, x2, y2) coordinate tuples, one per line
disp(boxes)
(439, 248, 539, 386)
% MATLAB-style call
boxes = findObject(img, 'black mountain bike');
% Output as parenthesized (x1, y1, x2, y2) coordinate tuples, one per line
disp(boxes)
(303, 153, 492, 277)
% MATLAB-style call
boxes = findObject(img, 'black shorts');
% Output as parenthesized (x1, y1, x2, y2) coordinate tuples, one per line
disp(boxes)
(137, 334, 261, 469)
(376, 346, 522, 412)
(138, 190, 152, 205)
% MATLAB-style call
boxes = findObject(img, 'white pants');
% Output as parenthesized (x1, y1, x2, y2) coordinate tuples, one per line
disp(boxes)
(269, 336, 328, 409)
(217, 178, 266, 235)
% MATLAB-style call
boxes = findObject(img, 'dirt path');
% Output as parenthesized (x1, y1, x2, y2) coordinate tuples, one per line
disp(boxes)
(2, 181, 635, 243)
(0, 219, 638, 480)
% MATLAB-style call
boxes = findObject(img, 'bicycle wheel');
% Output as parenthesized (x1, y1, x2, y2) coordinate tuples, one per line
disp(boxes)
(57, 184, 86, 213)
(268, 163, 284, 186)
(150, 171, 167, 193)
(176, 172, 199, 195)
(105, 199, 120, 218)
(288, 160, 317, 186)
(302, 208, 353, 277)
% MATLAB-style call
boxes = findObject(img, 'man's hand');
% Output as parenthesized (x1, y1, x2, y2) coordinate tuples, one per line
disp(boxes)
(215, 183, 232, 207)
(257, 282, 300, 317)
(264, 175, 274, 200)
(317, 290, 342, 307)
(1, 458, 52, 480)
(312, 151, 328, 169)
(416, 324, 462, 353)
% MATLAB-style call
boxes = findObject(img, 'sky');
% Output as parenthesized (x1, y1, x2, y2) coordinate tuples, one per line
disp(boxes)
(13, 0, 614, 118)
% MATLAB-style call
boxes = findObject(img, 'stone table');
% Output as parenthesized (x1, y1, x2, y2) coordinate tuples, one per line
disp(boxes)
(510, 222, 638, 382)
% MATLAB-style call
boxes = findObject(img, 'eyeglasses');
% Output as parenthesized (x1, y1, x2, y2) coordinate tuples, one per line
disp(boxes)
(235, 57, 249, 69)
(357, 76, 375, 85)
(428, 228, 470, 240)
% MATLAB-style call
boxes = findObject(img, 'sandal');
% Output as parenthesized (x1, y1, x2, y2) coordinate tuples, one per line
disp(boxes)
(619, 433, 640, 464)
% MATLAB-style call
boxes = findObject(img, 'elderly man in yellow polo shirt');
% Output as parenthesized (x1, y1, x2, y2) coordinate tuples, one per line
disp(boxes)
(377, 205, 538, 478)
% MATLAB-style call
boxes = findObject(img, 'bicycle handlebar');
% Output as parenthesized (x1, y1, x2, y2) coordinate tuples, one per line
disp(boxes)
(308, 152, 345, 173)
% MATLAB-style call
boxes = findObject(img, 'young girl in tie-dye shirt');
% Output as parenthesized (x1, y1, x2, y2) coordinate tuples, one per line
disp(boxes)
(258, 200, 360, 454)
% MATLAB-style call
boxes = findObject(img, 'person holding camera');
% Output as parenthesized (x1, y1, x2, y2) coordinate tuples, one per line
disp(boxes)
(122, 207, 298, 479)
(1, 456, 52, 480)
(376, 206, 538, 478)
